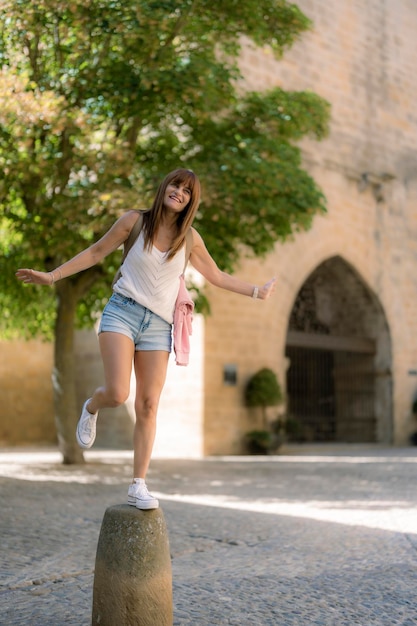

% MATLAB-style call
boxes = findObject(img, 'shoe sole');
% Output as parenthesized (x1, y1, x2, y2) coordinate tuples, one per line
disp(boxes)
(127, 495, 159, 510)
(76, 400, 97, 449)
(76, 423, 95, 449)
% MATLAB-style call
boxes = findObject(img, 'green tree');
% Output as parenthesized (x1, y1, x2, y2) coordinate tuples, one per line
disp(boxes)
(0, 0, 330, 463)
(245, 367, 283, 430)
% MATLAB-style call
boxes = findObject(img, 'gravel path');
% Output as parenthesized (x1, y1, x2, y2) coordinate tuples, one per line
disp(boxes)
(1, 446, 416, 625)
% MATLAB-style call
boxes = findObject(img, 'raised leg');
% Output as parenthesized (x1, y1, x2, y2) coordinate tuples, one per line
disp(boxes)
(88, 332, 135, 413)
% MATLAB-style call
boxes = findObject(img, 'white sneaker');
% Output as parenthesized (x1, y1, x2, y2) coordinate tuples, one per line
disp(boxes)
(127, 479, 159, 510)
(76, 399, 98, 449)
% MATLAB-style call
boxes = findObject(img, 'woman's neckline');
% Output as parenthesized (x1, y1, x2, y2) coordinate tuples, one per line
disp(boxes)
(152, 243, 169, 254)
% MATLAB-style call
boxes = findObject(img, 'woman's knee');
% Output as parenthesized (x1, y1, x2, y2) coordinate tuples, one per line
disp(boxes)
(103, 385, 130, 408)
(135, 395, 159, 420)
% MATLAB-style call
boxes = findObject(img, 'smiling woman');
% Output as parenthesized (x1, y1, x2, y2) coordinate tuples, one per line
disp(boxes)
(15, 167, 276, 509)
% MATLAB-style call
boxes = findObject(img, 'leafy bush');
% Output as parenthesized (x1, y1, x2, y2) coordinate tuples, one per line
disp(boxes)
(245, 368, 283, 410)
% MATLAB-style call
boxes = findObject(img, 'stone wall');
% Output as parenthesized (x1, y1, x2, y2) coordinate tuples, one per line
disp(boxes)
(0, 339, 55, 445)
(203, 0, 417, 452)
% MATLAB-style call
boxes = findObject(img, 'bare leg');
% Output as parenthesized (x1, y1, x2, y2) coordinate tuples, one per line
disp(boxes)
(87, 332, 135, 414)
(132, 350, 170, 479)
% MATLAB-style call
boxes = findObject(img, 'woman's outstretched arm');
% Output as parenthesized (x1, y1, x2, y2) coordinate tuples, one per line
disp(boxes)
(189, 228, 276, 300)
(16, 211, 140, 286)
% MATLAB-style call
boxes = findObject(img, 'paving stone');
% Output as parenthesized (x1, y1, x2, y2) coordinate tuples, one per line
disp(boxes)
(0, 446, 416, 625)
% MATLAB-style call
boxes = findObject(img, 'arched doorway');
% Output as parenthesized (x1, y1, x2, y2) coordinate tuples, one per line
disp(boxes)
(285, 256, 392, 444)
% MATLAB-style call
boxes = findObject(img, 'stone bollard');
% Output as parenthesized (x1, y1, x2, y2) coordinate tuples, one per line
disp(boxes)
(92, 504, 173, 626)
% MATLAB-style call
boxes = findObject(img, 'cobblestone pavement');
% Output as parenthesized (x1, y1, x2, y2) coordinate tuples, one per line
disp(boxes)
(1, 445, 417, 625)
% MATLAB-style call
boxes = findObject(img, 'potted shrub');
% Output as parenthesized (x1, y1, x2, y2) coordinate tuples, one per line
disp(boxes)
(244, 368, 283, 454)
(244, 429, 273, 455)
(410, 398, 417, 446)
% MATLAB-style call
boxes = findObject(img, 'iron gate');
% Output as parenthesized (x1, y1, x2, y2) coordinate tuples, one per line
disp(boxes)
(286, 346, 376, 443)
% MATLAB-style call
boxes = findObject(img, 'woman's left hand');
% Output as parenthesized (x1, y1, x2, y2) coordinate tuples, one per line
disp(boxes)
(258, 277, 277, 300)
(15, 268, 54, 285)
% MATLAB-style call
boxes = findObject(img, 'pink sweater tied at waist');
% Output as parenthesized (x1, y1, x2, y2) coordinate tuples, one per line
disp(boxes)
(173, 274, 194, 366)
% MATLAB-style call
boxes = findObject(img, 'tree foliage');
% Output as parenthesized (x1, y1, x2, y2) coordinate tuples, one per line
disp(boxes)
(245, 367, 283, 409)
(0, 0, 330, 462)
(245, 367, 283, 432)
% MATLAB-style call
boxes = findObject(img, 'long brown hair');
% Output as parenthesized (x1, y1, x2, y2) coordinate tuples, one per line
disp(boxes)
(142, 168, 201, 260)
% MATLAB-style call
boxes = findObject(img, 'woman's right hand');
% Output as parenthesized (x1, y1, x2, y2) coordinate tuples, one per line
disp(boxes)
(15, 268, 54, 286)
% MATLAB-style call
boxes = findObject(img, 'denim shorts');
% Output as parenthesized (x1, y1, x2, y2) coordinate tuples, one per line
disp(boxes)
(98, 292, 172, 352)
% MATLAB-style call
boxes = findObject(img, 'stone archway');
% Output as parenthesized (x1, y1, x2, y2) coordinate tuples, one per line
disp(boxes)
(285, 256, 392, 444)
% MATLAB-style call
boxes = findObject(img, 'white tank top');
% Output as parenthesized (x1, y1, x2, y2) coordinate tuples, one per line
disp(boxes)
(113, 231, 185, 324)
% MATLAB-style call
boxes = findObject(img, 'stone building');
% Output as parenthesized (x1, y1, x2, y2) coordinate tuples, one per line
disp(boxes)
(203, 0, 417, 454)
(1, 0, 417, 455)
